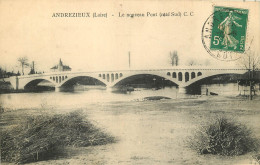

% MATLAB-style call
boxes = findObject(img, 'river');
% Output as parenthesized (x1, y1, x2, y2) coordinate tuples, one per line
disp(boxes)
(0, 83, 243, 110)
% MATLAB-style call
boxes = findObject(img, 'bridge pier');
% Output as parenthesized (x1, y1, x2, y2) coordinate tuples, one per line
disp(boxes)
(178, 86, 187, 94)
(106, 87, 113, 92)
(55, 86, 62, 92)
(15, 76, 19, 90)
(9, 76, 24, 90)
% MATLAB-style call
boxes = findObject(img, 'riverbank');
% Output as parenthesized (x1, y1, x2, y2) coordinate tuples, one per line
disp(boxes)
(0, 81, 13, 94)
(1, 95, 259, 165)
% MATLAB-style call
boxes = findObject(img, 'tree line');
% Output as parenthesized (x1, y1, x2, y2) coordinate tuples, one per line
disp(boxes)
(0, 56, 37, 78)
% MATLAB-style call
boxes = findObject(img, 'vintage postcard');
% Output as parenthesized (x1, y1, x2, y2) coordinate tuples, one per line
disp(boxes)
(0, 0, 260, 165)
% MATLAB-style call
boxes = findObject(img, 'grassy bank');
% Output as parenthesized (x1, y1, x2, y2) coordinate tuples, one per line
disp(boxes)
(1, 110, 115, 164)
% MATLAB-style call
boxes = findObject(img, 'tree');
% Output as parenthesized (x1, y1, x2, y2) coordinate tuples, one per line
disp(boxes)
(188, 59, 196, 66)
(239, 51, 260, 76)
(186, 59, 199, 66)
(29, 61, 36, 75)
(18, 57, 29, 75)
(0, 67, 6, 79)
(170, 51, 179, 66)
(238, 51, 260, 100)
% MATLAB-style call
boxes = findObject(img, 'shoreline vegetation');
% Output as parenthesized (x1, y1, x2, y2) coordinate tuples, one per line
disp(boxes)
(189, 116, 259, 156)
(1, 111, 116, 164)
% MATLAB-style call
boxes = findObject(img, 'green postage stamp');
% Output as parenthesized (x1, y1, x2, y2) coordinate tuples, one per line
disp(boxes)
(210, 6, 249, 53)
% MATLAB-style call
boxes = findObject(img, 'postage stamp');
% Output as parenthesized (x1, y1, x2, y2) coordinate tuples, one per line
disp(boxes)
(210, 6, 248, 52)
(202, 6, 249, 61)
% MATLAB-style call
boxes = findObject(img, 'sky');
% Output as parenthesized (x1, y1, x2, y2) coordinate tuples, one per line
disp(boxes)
(0, 0, 259, 74)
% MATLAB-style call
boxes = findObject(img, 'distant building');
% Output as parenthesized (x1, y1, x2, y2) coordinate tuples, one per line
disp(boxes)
(50, 59, 71, 72)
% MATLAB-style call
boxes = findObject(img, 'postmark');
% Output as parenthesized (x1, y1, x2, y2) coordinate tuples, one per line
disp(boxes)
(202, 6, 249, 61)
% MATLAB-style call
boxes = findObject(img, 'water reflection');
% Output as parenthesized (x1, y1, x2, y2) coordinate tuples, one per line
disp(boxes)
(56, 83, 242, 97)
(186, 85, 202, 95)
(0, 83, 244, 111)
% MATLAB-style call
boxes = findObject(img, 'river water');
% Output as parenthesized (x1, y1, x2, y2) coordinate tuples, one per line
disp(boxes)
(1, 83, 259, 165)
(0, 83, 242, 110)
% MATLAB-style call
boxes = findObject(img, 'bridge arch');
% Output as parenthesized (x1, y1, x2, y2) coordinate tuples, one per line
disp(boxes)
(111, 73, 114, 82)
(23, 78, 56, 90)
(59, 75, 107, 88)
(172, 72, 177, 78)
(185, 72, 189, 82)
(185, 73, 242, 87)
(178, 72, 182, 81)
(110, 73, 180, 87)
(191, 72, 195, 79)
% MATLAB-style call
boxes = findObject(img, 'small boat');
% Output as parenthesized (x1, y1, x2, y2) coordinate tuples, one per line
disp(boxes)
(112, 86, 134, 93)
(210, 92, 218, 96)
(126, 86, 134, 92)
(152, 87, 162, 91)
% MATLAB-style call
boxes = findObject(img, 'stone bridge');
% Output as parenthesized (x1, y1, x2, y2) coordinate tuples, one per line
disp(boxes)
(7, 68, 247, 91)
